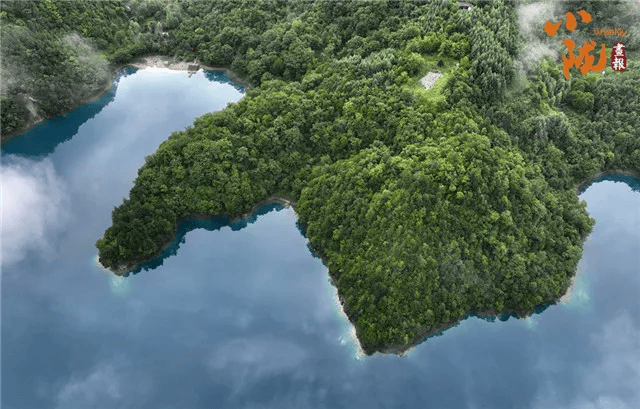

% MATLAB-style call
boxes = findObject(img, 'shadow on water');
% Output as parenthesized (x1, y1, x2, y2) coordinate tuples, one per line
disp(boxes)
(2, 68, 242, 159)
(578, 173, 640, 194)
(203, 70, 245, 93)
(123, 202, 285, 277)
(1, 68, 137, 158)
(415, 302, 555, 344)
(293, 221, 330, 268)
(122, 199, 321, 278)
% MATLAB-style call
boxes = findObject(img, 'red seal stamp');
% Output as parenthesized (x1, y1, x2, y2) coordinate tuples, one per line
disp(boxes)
(611, 42, 627, 72)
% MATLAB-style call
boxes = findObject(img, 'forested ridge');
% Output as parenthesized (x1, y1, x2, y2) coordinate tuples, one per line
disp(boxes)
(3, 0, 639, 354)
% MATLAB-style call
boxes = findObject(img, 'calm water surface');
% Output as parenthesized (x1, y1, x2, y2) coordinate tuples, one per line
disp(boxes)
(2, 68, 639, 409)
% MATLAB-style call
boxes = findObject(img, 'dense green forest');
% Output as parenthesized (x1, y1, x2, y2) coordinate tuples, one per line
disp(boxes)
(2, 0, 638, 354)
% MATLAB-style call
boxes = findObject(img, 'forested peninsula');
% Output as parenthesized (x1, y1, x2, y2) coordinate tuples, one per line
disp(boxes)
(3, 0, 639, 355)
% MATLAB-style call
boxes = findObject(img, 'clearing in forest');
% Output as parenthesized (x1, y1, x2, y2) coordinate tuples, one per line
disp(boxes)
(420, 71, 443, 90)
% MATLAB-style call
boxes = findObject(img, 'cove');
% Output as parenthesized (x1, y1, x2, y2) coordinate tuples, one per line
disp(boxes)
(0, 68, 132, 158)
(2, 68, 639, 408)
(125, 201, 288, 276)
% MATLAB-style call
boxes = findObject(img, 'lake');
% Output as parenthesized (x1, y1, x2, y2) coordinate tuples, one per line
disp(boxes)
(2, 68, 638, 409)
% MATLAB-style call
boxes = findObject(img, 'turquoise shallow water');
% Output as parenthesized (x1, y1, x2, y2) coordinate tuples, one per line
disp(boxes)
(2, 68, 639, 409)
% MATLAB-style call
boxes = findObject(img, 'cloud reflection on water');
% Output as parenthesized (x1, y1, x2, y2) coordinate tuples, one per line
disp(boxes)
(1, 156, 70, 268)
(3, 67, 640, 409)
(53, 357, 153, 409)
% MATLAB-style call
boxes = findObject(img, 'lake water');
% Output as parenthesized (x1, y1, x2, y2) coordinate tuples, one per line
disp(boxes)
(2, 68, 639, 409)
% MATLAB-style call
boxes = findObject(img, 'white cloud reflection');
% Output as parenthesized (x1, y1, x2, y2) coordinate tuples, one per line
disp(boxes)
(208, 337, 309, 394)
(54, 358, 153, 409)
(533, 311, 640, 409)
(1, 156, 70, 268)
(56, 364, 122, 406)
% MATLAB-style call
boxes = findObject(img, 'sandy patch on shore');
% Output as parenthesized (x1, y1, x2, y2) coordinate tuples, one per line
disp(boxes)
(128, 55, 203, 72)
(559, 263, 583, 304)
(330, 279, 366, 359)
(126, 55, 252, 89)
(93, 254, 114, 276)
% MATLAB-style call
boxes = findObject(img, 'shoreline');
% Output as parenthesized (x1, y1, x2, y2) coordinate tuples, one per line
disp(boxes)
(97, 193, 367, 356)
(362, 305, 537, 356)
(1, 76, 115, 144)
(565, 169, 640, 302)
(559, 168, 640, 304)
(318, 169, 640, 355)
(559, 262, 582, 304)
(125, 54, 252, 91)
(576, 169, 640, 195)
(99, 169, 638, 359)
(1, 54, 251, 145)
(102, 174, 640, 355)
(330, 276, 367, 359)
(95, 175, 602, 356)
(102, 195, 295, 276)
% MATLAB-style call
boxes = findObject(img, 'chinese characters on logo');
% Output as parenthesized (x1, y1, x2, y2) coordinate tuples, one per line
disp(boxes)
(544, 10, 627, 79)
(611, 42, 627, 72)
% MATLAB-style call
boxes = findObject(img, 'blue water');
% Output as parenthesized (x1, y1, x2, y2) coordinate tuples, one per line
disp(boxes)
(2, 68, 639, 409)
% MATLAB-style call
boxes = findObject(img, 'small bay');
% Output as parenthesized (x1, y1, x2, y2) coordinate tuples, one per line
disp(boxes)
(2, 68, 638, 409)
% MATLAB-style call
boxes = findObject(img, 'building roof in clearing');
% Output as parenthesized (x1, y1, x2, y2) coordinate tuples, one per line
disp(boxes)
(420, 71, 443, 90)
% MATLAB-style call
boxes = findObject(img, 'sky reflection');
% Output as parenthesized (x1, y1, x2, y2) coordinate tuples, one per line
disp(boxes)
(2, 69, 639, 409)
